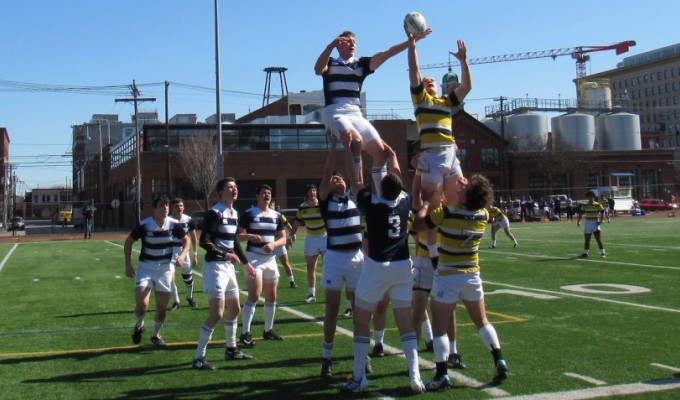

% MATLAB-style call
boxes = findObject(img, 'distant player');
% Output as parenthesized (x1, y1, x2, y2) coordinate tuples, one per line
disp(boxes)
(169, 198, 199, 309)
(487, 205, 519, 248)
(576, 190, 607, 258)
(270, 200, 297, 288)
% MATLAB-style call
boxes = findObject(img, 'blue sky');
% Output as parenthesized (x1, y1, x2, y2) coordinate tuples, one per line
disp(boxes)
(1, 0, 677, 191)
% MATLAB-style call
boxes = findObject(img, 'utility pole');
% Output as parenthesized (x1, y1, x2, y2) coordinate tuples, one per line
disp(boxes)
(164, 81, 171, 196)
(494, 96, 508, 197)
(214, 0, 224, 181)
(115, 80, 155, 222)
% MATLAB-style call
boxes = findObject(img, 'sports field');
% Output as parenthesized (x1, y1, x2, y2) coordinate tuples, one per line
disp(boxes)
(0, 215, 679, 399)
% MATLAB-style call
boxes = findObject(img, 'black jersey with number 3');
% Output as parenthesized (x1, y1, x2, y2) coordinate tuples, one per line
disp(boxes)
(356, 187, 411, 262)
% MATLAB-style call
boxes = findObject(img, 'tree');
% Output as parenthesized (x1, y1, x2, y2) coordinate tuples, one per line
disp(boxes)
(178, 133, 217, 209)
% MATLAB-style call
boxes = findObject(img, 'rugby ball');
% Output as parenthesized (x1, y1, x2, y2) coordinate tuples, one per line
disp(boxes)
(404, 12, 427, 35)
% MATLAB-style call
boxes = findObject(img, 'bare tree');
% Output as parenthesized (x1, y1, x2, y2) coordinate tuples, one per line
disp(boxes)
(178, 134, 217, 209)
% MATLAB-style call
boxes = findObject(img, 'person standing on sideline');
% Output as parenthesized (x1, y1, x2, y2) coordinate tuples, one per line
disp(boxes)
(413, 174, 509, 389)
(270, 200, 297, 289)
(192, 178, 257, 370)
(576, 190, 607, 258)
(124, 195, 190, 348)
(84, 206, 94, 239)
(566, 196, 574, 221)
(289, 184, 327, 302)
(407, 28, 471, 269)
(168, 198, 199, 310)
(238, 185, 288, 345)
(488, 205, 519, 248)
(315, 30, 417, 196)
(339, 134, 425, 393)
(317, 135, 365, 379)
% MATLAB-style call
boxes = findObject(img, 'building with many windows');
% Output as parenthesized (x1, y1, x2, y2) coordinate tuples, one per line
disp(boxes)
(587, 42, 680, 147)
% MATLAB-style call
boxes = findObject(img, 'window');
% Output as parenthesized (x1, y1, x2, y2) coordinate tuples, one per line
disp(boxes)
(481, 148, 499, 168)
(457, 148, 467, 170)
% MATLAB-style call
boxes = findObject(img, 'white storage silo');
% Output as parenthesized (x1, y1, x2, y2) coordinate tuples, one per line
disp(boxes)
(506, 112, 548, 151)
(551, 112, 595, 151)
(600, 112, 641, 151)
(578, 79, 612, 110)
(481, 117, 501, 135)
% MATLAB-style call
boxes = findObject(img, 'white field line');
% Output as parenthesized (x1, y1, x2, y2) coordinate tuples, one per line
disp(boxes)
(651, 363, 680, 373)
(482, 250, 680, 271)
(563, 372, 608, 386)
(485, 281, 680, 314)
(499, 378, 680, 400)
(0, 243, 19, 273)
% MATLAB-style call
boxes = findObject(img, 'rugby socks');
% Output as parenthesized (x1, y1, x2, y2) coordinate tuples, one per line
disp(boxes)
(401, 333, 420, 380)
(264, 302, 276, 332)
(135, 313, 145, 329)
(373, 329, 385, 346)
(224, 319, 237, 349)
(151, 319, 164, 338)
(421, 319, 433, 343)
(432, 335, 450, 377)
(171, 283, 180, 304)
(449, 338, 458, 355)
(182, 273, 194, 298)
(479, 324, 501, 351)
(242, 300, 257, 334)
(196, 324, 214, 359)
(371, 165, 387, 197)
(322, 341, 334, 359)
(321, 341, 333, 358)
(352, 336, 371, 382)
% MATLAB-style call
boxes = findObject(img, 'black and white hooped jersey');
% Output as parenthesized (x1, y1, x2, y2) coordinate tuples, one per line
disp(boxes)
(356, 188, 411, 262)
(240, 206, 284, 256)
(320, 192, 362, 252)
(172, 213, 196, 252)
(129, 216, 186, 263)
(322, 56, 373, 107)
(202, 202, 239, 262)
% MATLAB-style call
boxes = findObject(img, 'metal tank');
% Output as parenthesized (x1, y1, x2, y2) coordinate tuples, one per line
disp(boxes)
(506, 112, 548, 151)
(481, 117, 501, 135)
(578, 79, 612, 110)
(551, 112, 595, 151)
(600, 112, 641, 151)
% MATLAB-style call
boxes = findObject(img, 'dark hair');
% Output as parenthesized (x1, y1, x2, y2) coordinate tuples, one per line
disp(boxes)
(463, 174, 493, 211)
(216, 177, 236, 193)
(339, 30, 356, 38)
(331, 171, 343, 179)
(152, 195, 170, 208)
(381, 173, 403, 201)
(171, 197, 184, 206)
(306, 184, 317, 191)
(255, 184, 273, 195)
(586, 190, 595, 198)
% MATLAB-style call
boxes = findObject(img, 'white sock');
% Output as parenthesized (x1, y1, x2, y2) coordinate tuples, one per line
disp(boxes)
(421, 319, 433, 342)
(195, 324, 214, 359)
(479, 324, 501, 351)
(242, 300, 257, 333)
(224, 319, 237, 348)
(264, 302, 276, 332)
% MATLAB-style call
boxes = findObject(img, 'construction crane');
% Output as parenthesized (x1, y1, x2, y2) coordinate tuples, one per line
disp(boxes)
(420, 40, 636, 79)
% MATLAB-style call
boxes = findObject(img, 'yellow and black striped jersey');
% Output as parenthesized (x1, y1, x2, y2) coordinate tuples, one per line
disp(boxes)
(295, 201, 326, 237)
(411, 83, 461, 149)
(578, 201, 604, 220)
(425, 205, 489, 274)
(487, 206, 507, 222)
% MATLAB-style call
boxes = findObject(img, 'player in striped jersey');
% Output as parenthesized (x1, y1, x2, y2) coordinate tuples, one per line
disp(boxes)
(289, 184, 327, 302)
(239, 184, 288, 343)
(487, 205, 519, 248)
(317, 136, 365, 379)
(413, 174, 509, 389)
(315, 30, 421, 196)
(576, 190, 607, 258)
(124, 195, 191, 348)
(407, 29, 471, 271)
(169, 198, 199, 309)
(192, 178, 256, 370)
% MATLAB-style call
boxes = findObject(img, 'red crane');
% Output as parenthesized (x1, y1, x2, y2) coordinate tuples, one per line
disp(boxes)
(420, 40, 636, 79)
